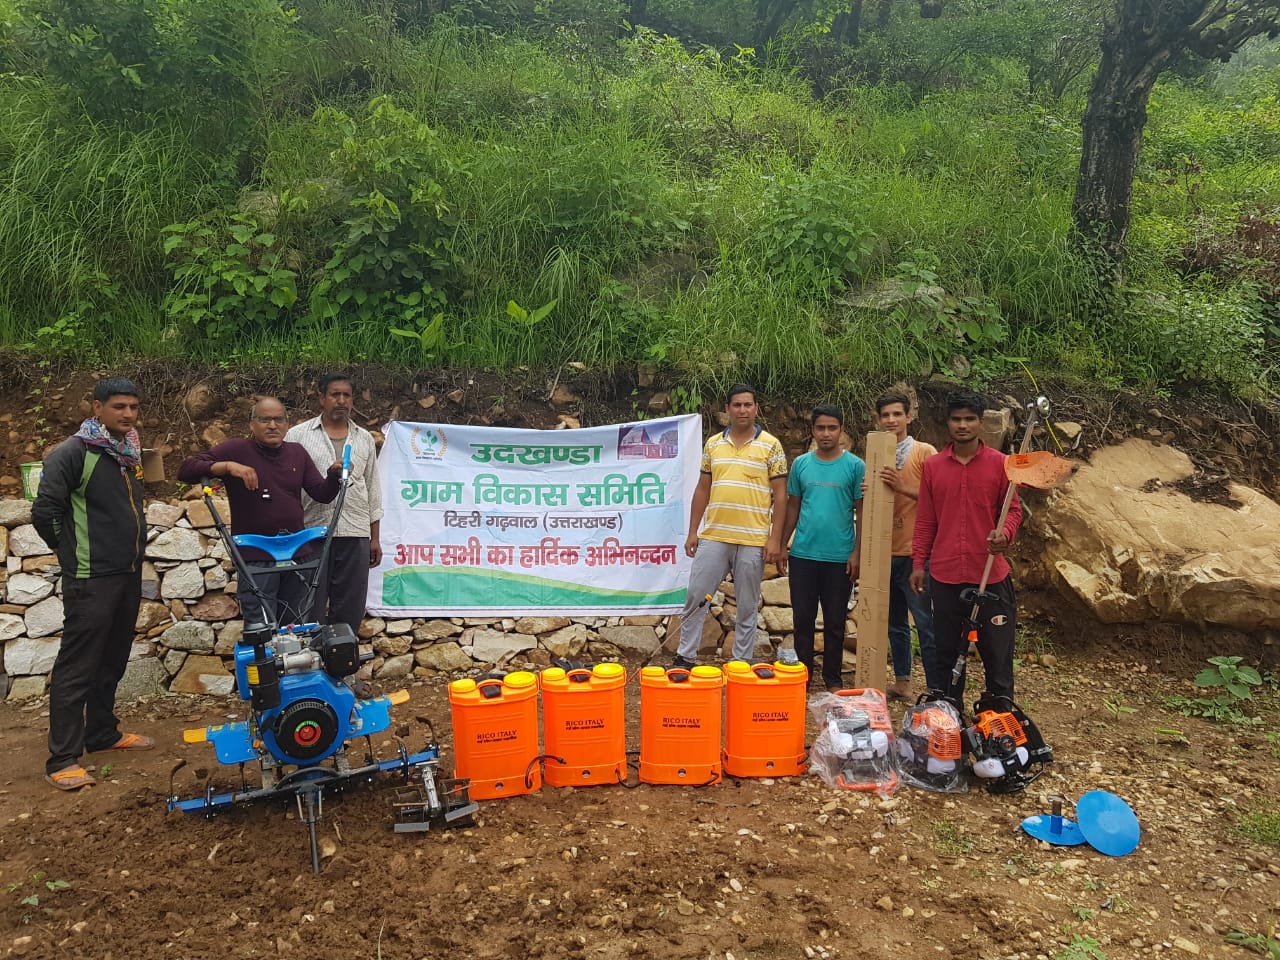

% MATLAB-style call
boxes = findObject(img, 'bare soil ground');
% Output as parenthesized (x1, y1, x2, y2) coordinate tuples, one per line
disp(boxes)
(2, 635, 1277, 960)
(1, 359, 1277, 959)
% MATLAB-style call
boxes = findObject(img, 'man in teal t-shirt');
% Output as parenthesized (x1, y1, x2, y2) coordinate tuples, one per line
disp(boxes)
(780, 404, 865, 690)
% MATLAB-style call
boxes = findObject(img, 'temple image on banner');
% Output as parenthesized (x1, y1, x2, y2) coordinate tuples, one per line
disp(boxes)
(618, 422, 680, 460)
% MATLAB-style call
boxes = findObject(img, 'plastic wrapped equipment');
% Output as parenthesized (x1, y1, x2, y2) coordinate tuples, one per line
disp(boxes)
(896, 697, 967, 793)
(807, 688, 899, 797)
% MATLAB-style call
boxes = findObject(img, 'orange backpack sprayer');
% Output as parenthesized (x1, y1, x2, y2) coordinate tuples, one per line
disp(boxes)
(539, 663, 627, 787)
(448, 671, 541, 800)
(638, 665, 724, 785)
(723, 660, 807, 778)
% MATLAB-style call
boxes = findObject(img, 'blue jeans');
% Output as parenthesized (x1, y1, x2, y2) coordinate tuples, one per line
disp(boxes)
(889, 556, 940, 690)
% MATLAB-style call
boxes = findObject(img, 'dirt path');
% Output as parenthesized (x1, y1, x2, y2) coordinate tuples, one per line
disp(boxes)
(1, 649, 1277, 960)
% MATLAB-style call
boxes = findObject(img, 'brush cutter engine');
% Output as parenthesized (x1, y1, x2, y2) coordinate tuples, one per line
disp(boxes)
(896, 698, 966, 792)
(829, 709, 890, 761)
(962, 695, 1053, 794)
(808, 689, 899, 795)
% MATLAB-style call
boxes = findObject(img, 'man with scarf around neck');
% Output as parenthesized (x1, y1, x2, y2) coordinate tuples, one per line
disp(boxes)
(177, 397, 342, 632)
(870, 391, 939, 700)
(910, 391, 1022, 702)
(33, 378, 151, 791)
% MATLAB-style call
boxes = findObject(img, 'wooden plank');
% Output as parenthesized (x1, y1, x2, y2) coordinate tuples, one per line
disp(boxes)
(853, 430, 895, 693)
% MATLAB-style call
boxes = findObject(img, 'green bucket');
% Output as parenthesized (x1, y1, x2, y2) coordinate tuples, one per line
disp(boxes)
(20, 462, 43, 501)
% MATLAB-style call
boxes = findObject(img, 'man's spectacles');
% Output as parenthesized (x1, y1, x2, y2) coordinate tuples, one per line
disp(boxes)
(253, 416, 287, 425)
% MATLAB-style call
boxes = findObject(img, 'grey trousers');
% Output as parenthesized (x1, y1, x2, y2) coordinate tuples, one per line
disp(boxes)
(677, 538, 764, 661)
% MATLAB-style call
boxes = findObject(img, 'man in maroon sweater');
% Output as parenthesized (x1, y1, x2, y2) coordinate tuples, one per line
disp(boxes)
(909, 391, 1022, 702)
(178, 397, 342, 629)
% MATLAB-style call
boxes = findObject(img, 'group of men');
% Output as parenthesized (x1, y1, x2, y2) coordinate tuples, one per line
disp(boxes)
(674, 383, 1021, 706)
(35, 374, 382, 791)
(34, 374, 1019, 792)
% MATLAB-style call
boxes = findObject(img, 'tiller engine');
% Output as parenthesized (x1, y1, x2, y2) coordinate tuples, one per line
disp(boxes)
(167, 450, 475, 870)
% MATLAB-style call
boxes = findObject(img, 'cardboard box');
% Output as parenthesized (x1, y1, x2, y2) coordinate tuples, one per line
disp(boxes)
(141, 449, 165, 483)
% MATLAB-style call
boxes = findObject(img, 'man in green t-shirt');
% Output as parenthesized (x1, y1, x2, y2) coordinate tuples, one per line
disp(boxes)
(780, 405, 865, 691)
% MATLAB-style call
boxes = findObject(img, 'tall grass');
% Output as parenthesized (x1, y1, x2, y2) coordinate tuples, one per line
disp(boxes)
(0, 11, 1275, 397)
(0, 85, 228, 311)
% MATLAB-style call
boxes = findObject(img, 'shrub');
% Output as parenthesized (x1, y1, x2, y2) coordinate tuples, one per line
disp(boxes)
(1126, 287, 1266, 393)
(756, 168, 875, 293)
(308, 97, 466, 340)
(11, 0, 291, 140)
(162, 214, 299, 342)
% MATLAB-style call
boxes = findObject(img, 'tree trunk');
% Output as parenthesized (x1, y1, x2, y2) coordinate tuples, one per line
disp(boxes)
(628, 0, 649, 22)
(754, 0, 799, 45)
(1071, 28, 1173, 270)
(832, 0, 863, 46)
(876, 0, 891, 28)
(1069, 0, 1280, 273)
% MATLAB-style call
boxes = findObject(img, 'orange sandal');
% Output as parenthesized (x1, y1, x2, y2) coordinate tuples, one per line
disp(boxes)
(101, 732, 155, 751)
(46, 766, 97, 791)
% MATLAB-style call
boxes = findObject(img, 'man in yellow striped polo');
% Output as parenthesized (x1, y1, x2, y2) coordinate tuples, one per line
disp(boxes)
(673, 384, 788, 667)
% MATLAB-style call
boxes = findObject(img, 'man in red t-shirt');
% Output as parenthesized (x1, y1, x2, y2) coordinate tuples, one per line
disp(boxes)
(909, 392, 1021, 701)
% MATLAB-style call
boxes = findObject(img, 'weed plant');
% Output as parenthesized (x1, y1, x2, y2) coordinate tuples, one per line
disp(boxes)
(1236, 811, 1280, 846)
(930, 817, 975, 856)
(1225, 923, 1280, 958)
(1167, 656, 1266, 726)
(1055, 934, 1106, 960)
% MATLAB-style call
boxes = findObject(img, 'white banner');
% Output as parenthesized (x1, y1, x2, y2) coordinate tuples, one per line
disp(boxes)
(368, 416, 702, 616)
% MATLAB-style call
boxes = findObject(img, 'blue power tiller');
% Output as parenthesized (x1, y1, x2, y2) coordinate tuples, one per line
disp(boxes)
(167, 444, 476, 871)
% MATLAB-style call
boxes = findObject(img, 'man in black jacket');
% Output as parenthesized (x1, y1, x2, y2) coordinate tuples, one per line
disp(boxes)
(32, 377, 153, 791)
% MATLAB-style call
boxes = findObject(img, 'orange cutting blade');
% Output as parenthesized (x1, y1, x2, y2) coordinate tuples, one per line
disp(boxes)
(1005, 450, 1076, 490)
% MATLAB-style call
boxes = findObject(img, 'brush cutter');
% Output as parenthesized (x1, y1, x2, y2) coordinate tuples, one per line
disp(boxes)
(963, 693, 1053, 794)
(944, 396, 1075, 707)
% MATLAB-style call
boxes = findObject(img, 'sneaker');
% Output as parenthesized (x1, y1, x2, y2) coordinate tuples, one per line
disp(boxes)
(45, 765, 97, 791)
(670, 656, 697, 670)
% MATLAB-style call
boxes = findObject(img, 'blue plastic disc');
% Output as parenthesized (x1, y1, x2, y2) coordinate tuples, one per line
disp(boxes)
(1022, 813, 1086, 846)
(1076, 790, 1141, 857)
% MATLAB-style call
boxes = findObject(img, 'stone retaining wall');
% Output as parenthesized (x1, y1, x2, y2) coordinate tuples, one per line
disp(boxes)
(0, 497, 845, 700)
